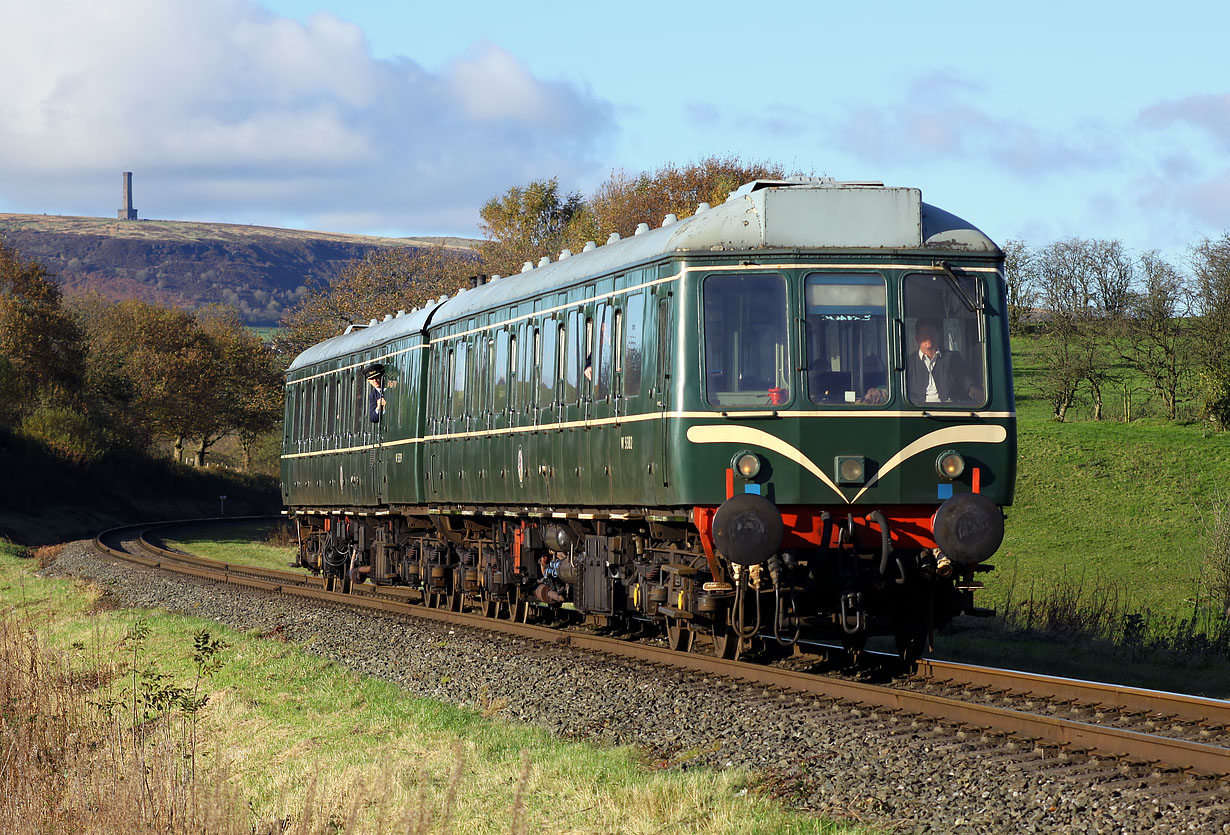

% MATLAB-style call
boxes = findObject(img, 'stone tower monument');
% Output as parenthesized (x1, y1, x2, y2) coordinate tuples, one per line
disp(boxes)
(118, 171, 138, 220)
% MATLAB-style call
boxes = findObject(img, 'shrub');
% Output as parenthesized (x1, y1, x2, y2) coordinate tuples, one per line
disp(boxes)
(15, 405, 107, 464)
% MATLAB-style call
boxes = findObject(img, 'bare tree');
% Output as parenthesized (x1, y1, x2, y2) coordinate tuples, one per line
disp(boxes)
(1089, 239, 1136, 319)
(1001, 238, 1036, 337)
(1033, 238, 1138, 420)
(1120, 251, 1192, 421)
(1191, 233, 1230, 428)
(1036, 240, 1094, 420)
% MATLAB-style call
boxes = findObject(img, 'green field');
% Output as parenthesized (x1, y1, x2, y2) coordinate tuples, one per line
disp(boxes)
(991, 333, 1230, 618)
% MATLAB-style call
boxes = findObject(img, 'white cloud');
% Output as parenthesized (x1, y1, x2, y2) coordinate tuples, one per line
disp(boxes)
(1134, 94, 1230, 238)
(827, 71, 1119, 176)
(0, 0, 614, 234)
(1140, 94, 1230, 151)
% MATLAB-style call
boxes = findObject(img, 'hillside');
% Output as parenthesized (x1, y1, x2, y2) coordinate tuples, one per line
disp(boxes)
(0, 214, 479, 325)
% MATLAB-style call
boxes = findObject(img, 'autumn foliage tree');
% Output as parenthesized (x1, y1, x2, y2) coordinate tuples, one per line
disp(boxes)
(0, 240, 85, 427)
(477, 156, 789, 278)
(477, 179, 592, 279)
(278, 245, 477, 358)
(589, 156, 787, 239)
(72, 298, 285, 468)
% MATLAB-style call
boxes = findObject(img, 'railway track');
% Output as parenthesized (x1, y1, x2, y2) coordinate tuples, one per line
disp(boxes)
(94, 520, 1230, 783)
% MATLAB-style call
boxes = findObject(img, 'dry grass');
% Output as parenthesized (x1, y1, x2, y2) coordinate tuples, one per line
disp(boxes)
(1200, 495, 1230, 616)
(31, 543, 64, 568)
(0, 610, 531, 834)
(0, 612, 245, 833)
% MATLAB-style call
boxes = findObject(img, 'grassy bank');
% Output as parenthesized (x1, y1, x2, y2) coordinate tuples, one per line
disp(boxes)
(0, 541, 854, 834)
(999, 333, 1229, 612)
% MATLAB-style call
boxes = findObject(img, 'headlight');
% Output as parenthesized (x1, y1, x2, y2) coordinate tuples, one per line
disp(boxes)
(732, 451, 761, 479)
(835, 455, 865, 485)
(936, 450, 965, 479)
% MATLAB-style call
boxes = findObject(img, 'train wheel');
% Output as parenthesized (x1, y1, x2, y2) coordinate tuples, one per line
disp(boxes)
(498, 588, 518, 620)
(513, 591, 531, 623)
(711, 622, 740, 660)
(481, 594, 498, 618)
(841, 632, 867, 665)
(447, 590, 462, 612)
(895, 626, 930, 663)
(665, 618, 693, 653)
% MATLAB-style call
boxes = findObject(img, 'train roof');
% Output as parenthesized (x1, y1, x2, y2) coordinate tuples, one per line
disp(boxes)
(287, 178, 998, 373)
(286, 299, 443, 373)
(432, 178, 998, 325)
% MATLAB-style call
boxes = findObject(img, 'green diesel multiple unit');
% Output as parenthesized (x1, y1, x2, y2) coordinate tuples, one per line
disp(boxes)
(282, 178, 1016, 660)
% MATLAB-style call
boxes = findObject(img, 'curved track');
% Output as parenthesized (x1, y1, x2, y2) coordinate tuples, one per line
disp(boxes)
(94, 519, 1230, 778)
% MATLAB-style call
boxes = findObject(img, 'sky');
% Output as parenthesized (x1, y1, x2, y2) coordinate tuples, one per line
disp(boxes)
(2, 0, 1228, 263)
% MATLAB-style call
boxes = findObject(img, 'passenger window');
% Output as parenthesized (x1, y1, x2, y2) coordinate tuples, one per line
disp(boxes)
(902, 273, 987, 408)
(703, 274, 789, 407)
(656, 298, 670, 392)
(494, 331, 509, 413)
(804, 274, 889, 406)
(539, 319, 557, 407)
(624, 294, 644, 396)
(563, 310, 580, 404)
(594, 304, 613, 399)
(451, 343, 466, 418)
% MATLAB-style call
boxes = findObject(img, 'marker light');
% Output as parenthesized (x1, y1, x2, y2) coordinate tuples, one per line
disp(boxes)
(936, 450, 966, 479)
(733, 451, 762, 479)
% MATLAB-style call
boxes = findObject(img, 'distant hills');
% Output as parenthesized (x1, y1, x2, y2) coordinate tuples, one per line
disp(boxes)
(0, 214, 479, 325)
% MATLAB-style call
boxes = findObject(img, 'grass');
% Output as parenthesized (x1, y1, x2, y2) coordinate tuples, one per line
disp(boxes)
(920, 330, 1230, 696)
(0, 540, 859, 834)
(156, 520, 301, 572)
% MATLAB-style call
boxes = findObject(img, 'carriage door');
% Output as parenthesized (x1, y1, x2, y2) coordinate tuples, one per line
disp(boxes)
(655, 289, 673, 491)
(368, 361, 386, 504)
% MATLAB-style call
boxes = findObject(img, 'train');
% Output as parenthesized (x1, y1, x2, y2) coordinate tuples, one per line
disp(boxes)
(280, 177, 1016, 661)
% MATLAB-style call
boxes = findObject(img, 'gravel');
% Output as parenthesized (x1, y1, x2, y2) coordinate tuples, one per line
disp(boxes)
(44, 541, 1230, 834)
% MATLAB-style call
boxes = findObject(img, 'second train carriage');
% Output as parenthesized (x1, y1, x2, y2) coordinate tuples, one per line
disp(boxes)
(281, 177, 1016, 659)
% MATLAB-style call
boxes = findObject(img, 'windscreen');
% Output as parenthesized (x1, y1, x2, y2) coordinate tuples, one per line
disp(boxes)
(804, 273, 889, 406)
(902, 272, 987, 407)
(703, 273, 789, 407)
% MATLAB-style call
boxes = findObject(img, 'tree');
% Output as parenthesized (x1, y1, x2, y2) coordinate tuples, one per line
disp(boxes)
(196, 307, 283, 470)
(1034, 238, 1130, 421)
(278, 245, 476, 359)
(475, 157, 789, 278)
(79, 300, 225, 463)
(1001, 238, 1036, 337)
(477, 179, 592, 279)
(589, 156, 787, 240)
(1035, 239, 1094, 420)
(0, 240, 85, 427)
(1120, 251, 1192, 421)
(1191, 233, 1230, 428)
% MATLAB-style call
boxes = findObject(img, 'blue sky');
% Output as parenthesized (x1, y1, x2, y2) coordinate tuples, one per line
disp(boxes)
(3, 0, 1228, 263)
